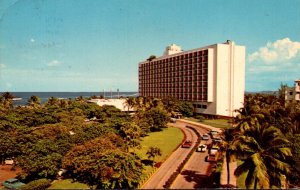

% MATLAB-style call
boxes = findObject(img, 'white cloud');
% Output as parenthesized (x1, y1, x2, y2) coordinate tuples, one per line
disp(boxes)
(30, 38, 35, 43)
(248, 38, 300, 63)
(0, 64, 6, 69)
(246, 38, 300, 91)
(47, 60, 61, 67)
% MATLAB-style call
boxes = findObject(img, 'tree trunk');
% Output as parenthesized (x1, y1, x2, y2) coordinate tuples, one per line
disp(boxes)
(226, 151, 230, 185)
(254, 177, 258, 190)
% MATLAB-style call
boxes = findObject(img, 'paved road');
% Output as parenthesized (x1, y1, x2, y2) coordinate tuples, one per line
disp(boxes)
(141, 124, 198, 189)
(142, 119, 230, 189)
(178, 119, 237, 187)
(171, 120, 214, 188)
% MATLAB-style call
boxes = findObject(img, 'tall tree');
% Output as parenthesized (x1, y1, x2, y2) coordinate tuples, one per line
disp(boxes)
(1, 92, 14, 100)
(233, 124, 292, 189)
(146, 146, 162, 166)
(124, 97, 136, 112)
(220, 128, 236, 186)
(178, 101, 194, 117)
(27, 95, 41, 108)
(62, 136, 143, 189)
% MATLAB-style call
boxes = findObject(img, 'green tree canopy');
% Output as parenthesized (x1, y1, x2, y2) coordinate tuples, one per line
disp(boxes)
(62, 135, 143, 189)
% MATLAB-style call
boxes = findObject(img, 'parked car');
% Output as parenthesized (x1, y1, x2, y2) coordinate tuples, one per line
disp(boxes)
(207, 153, 218, 162)
(207, 147, 219, 162)
(209, 129, 219, 135)
(5, 159, 14, 165)
(3, 178, 25, 189)
(202, 134, 209, 140)
(170, 118, 177, 123)
(212, 137, 222, 143)
(197, 144, 207, 152)
(210, 145, 219, 153)
(181, 140, 192, 148)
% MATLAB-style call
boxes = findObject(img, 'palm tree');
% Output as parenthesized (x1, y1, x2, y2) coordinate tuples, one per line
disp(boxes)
(146, 146, 162, 166)
(46, 97, 59, 107)
(124, 97, 136, 112)
(1, 92, 14, 100)
(76, 96, 85, 102)
(27, 95, 41, 108)
(233, 124, 292, 189)
(162, 96, 179, 114)
(220, 128, 236, 186)
(1, 92, 14, 110)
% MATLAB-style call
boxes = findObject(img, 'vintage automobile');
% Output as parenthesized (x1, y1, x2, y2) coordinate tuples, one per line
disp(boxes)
(181, 140, 192, 148)
(212, 137, 222, 143)
(202, 134, 209, 140)
(207, 153, 218, 162)
(3, 178, 25, 189)
(197, 144, 207, 152)
(207, 145, 219, 162)
(4, 159, 14, 165)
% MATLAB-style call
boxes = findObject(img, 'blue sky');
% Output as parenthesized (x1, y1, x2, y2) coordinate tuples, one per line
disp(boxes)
(0, 0, 299, 92)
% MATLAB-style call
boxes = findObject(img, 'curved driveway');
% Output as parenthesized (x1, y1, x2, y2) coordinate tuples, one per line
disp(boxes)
(171, 120, 214, 188)
(141, 123, 198, 189)
(142, 119, 224, 189)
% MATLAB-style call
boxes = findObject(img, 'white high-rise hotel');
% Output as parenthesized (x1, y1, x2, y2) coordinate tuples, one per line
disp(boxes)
(138, 40, 245, 117)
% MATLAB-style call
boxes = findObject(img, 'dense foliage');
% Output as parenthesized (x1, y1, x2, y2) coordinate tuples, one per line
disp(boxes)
(221, 93, 300, 188)
(0, 93, 176, 188)
(20, 178, 51, 190)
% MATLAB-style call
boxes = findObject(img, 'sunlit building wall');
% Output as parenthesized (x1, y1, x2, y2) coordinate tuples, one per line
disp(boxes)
(138, 41, 245, 117)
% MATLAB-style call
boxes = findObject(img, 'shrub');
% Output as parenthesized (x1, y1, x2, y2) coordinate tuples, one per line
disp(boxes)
(21, 178, 51, 190)
(194, 115, 205, 122)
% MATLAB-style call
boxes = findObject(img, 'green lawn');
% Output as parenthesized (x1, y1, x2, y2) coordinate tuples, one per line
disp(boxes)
(135, 126, 184, 181)
(49, 179, 89, 189)
(136, 126, 184, 161)
(185, 117, 232, 129)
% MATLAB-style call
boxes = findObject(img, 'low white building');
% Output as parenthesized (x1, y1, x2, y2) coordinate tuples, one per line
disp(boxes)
(285, 80, 300, 103)
(88, 98, 134, 112)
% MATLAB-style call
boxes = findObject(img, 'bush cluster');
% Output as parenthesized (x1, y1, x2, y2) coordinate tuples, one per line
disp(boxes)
(194, 114, 206, 122)
(20, 178, 51, 190)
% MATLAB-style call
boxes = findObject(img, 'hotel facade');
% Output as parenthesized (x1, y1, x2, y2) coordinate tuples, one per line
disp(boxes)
(138, 41, 245, 117)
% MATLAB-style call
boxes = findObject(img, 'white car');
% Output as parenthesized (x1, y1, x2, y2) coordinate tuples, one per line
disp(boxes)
(197, 144, 207, 152)
(5, 159, 14, 165)
(202, 134, 209, 140)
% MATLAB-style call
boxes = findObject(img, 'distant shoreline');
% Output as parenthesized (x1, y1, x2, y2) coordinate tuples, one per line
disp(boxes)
(2, 92, 138, 106)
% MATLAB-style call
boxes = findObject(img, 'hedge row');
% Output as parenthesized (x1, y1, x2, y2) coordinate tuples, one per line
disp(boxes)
(137, 167, 158, 188)
(21, 178, 51, 190)
(163, 126, 201, 188)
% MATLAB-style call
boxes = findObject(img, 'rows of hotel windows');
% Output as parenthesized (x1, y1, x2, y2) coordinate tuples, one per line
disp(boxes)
(139, 49, 209, 102)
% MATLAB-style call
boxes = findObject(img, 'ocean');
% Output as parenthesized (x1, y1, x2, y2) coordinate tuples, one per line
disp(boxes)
(1, 92, 138, 106)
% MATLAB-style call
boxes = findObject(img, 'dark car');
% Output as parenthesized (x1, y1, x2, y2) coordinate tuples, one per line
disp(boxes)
(3, 178, 25, 189)
(181, 140, 192, 148)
